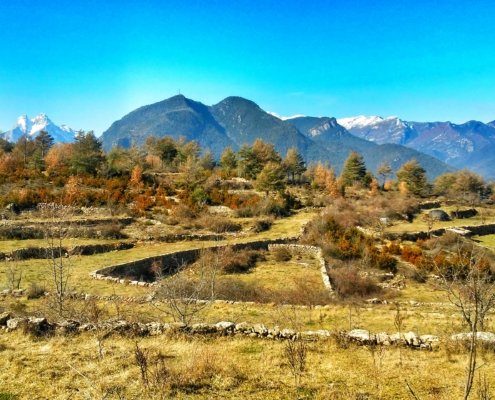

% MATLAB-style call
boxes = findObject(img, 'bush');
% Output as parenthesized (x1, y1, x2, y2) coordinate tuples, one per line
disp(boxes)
(26, 283, 46, 299)
(252, 218, 273, 233)
(329, 266, 382, 299)
(197, 215, 241, 233)
(363, 246, 398, 273)
(272, 247, 292, 262)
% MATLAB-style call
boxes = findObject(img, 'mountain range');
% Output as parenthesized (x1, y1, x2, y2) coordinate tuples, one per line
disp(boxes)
(3, 96, 493, 179)
(338, 116, 495, 178)
(100, 95, 453, 178)
(0, 114, 76, 143)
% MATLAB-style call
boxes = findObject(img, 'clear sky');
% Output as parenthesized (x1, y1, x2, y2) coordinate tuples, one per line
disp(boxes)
(1, 0, 494, 134)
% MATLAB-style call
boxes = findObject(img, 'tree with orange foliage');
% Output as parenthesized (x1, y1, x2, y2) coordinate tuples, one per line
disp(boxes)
(45, 143, 75, 177)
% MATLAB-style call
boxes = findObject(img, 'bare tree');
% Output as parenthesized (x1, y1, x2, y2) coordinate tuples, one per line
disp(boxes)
(4, 258, 22, 290)
(437, 241, 495, 400)
(152, 249, 217, 325)
(284, 339, 308, 387)
(38, 203, 73, 318)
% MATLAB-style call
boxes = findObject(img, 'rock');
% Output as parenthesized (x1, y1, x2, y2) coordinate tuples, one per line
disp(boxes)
(0, 312, 11, 326)
(252, 324, 268, 336)
(234, 322, 252, 333)
(6, 317, 27, 331)
(403, 331, 420, 347)
(190, 323, 216, 335)
(57, 320, 80, 334)
(1, 289, 10, 296)
(215, 321, 235, 334)
(451, 332, 495, 344)
(280, 328, 297, 339)
(375, 332, 391, 345)
(26, 317, 53, 335)
(366, 298, 382, 304)
(78, 323, 96, 332)
(12, 289, 25, 297)
(146, 322, 163, 335)
(348, 329, 375, 344)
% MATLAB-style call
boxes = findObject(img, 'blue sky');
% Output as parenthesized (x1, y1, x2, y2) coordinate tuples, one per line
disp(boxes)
(1, 0, 494, 134)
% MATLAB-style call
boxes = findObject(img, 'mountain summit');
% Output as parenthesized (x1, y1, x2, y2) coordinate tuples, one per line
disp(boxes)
(1, 114, 76, 143)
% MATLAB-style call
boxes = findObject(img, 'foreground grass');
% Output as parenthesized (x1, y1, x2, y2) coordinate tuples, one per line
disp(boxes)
(0, 330, 494, 399)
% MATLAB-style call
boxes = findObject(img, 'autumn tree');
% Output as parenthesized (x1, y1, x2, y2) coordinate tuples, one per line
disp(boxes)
(44, 143, 74, 177)
(340, 151, 367, 189)
(283, 147, 306, 184)
(396, 159, 429, 196)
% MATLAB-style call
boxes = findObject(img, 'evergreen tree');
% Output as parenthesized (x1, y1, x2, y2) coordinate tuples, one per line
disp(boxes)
(340, 151, 367, 188)
(255, 162, 286, 195)
(220, 146, 237, 177)
(396, 159, 429, 196)
(283, 147, 306, 183)
(70, 131, 105, 175)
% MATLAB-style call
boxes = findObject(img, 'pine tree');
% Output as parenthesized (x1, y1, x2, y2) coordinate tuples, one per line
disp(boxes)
(255, 162, 286, 195)
(396, 159, 428, 196)
(283, 148, 306, 183)
(340, 151, 367, 188)
(220, 146, 237, 177)
(70, 131, 105, 175)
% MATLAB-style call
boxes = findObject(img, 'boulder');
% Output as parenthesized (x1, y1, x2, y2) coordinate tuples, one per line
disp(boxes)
(428, 209, 450, 221)
(57, 320, 80, 334)
(215, 321, 235, 334)
(348, 329, 375, 344)
(0, 312, 11, 326)
(6, 317, 27, 331)
(403, 331, 420, 347)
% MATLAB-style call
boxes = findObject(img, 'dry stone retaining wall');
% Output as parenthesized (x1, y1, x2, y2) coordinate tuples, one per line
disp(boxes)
(92, 238, 298, 283)
(0, 311, 446, 349)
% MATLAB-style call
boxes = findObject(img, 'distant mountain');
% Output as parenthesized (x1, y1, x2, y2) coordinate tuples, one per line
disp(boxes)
(288, 116, 451, 178)
(101, 95, 235, 155)
(339, 116, 495, 179)
(101, 95, 453, 178)
(0, 114, 76, 143)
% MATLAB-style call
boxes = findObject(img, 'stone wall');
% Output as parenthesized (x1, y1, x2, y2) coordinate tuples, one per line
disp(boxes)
(267, 243, 333, 291)
(0, 242, 135, 261)
(92, 238, 296, 283)
(0, 311, 444, 349)
(384, 223, 495, 242)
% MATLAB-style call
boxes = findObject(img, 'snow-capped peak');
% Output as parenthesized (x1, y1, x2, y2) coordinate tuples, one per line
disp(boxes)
(337, 115, 401, 130)
(1, 114, 77, 143)
(267, 111, 306, 121)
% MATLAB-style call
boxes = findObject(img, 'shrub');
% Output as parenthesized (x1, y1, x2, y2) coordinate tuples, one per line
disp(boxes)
(197, 215, 241, 233)
(26, 283, 46, 299)
(252, 218, 273, 233)
(363, 245, 398, 273)
(329, 266, 382, 299)
(273, 247, 292, 262)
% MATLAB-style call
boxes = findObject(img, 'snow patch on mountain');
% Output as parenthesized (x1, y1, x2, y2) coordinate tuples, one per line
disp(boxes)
(267, 111, 306, 121)
(1, 114, 77, 143)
